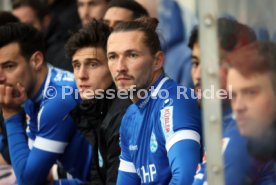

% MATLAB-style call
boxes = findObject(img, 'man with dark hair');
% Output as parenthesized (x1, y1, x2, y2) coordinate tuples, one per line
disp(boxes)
(103, 0, 149, 30)
(107, 17, 202, 185)
(190, 18, 274, 185)
(0, 22, 91, 185)
(66, 19, 131, 185)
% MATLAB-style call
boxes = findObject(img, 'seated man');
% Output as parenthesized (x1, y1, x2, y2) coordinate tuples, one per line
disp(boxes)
(227, 42, 276, 167)
(107, 17, 202, 184)
(191, 18, 276, 185)
(65, 19, 131, 184)
(0, 22, 91, 185)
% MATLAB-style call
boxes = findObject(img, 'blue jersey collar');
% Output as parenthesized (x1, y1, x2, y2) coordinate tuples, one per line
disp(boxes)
(31, 65, 53, 103)
(136, 74, 169, 109)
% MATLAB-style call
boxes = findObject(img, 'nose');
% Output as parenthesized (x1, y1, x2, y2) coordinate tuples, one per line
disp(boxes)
(0, 69, 6, 84)
(194, 66, 201, 81)
(116, 57, 128, 74)
(232, 94, 246, 113)
(77, 65, 88, 81)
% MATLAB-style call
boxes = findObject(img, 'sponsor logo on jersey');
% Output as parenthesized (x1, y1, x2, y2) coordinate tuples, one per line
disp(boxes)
(129, 145, 138, 151)
(164, 109, 171, 132)
(160, 106, 174, 139)
(150, 132, 158, 153)
(137, 164, 157, 183)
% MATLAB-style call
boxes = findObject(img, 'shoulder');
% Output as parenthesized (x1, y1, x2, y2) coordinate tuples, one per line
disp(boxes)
(39, 68, 80, 123)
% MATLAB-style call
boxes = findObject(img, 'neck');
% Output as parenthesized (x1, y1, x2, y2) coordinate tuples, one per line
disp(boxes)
(30, 64, 48, 99)
(131, 70, 163, 103)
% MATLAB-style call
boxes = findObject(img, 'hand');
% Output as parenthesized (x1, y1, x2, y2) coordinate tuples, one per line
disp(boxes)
(0, 83, 27, 119)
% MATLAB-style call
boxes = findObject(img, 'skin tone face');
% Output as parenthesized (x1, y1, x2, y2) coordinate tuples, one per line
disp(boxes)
(228, 68, 276, 137)
(72, 47, 113, 100)
(0, 42, 47, 119)
(191, 42, 228, 102)
(12, 6, 42, 31)
(77, 0, 108, 27)
(103, 7, 133, 30)
(0, 42, 35, 98)
(107, 30, 164, 102)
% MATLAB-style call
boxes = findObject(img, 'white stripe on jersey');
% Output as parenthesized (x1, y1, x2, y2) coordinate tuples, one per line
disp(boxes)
(151, 77, 169, 97)
(28, 138, 34, 149)
(166, 130, 200, 151)
(37, 106, 44, 131)
(33, 136, 68, 153)
(119, 159, 137, 173)
(194, 173, 204, 180)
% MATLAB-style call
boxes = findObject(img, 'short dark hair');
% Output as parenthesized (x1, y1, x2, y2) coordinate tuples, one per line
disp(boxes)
(112, 17, 161, 55)
(0, 11, 19, 26)
(0, 22, 45, 60)
(65, 19, 111, 59)
(107, 0, 149, 19)
(188, 17, 256, 51)
(12, 0, 49, 22)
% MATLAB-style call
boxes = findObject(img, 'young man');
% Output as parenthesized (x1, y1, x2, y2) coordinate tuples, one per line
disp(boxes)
(77, 0, 110, 27)
(65, 20, 131, 185)
(190, 18, 275, 185)
(227, 42, 276, 163)
(0, 22, 91, 185)
(103, 0, 149, 30)
(107, 17, 202, 184)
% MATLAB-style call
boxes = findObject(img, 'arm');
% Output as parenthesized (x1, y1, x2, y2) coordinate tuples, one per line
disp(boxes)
(168, 138, 200, 185)
(116, 160, 140, 185)
(5, 114, 59, 185)
(117, 170, 140, 185)
(160, 87, 202, 185)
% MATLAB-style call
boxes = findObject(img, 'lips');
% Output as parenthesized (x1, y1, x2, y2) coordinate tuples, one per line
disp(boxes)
(79, 85, 91, 92)
(236, 116, 249, 127)
(115, 75, 132, 82)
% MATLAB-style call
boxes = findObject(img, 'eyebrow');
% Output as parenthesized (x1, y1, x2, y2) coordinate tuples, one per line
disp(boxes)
(0, 60, 15, 65)
(72, 58, 101, 64)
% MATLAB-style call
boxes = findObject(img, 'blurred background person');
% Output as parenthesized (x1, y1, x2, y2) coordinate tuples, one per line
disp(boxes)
(77, 0, 110, 27)
(227, 42, 276, 165)
(103, 0, 148, 30)
(12, 0, 80, 72)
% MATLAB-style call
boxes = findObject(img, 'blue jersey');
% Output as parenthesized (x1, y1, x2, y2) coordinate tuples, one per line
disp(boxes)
(117, 75, 202, 185)
(4, 66, 91, 185)
(193, 107, 276, 185)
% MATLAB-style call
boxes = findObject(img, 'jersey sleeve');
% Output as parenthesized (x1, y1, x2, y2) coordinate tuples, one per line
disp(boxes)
(5, 113, 59, 185)
(159, 87, 201, 152)
(159, 86, 202, 184)
(4, 92, 85, 185)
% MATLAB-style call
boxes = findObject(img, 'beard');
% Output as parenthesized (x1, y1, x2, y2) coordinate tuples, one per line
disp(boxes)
(247, 120, 276, 161)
